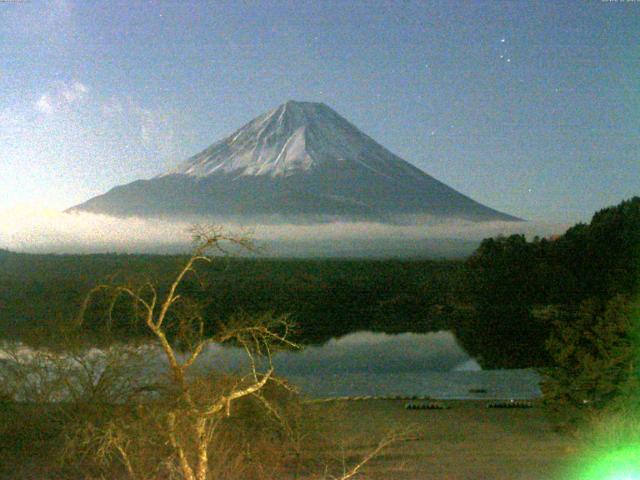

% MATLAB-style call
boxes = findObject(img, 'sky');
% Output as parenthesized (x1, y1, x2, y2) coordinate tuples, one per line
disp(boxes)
(0, 0, 638, 225)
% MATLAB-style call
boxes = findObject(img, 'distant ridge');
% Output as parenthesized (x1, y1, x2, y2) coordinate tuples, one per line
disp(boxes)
(69, 101, 521, 223)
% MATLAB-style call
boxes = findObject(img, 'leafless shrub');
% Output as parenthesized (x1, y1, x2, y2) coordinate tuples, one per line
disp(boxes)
(2, 225, 409, 479)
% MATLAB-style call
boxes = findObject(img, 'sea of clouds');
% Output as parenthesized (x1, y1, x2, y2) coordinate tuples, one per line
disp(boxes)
(1, 206, 569, 257)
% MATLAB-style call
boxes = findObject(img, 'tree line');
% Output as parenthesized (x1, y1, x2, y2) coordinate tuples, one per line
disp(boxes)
(0, 251, 465, 347)
(459, 196, 640, 425)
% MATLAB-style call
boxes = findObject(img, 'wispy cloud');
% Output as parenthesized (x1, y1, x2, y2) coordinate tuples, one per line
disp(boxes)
(35, 94, 54, 114)
(2, 81, 196, 211)
(100, 97, 124, 117)
(132, 103, 192, 160)
(99, 96, 192, 160)
(34, 80, 89, 114)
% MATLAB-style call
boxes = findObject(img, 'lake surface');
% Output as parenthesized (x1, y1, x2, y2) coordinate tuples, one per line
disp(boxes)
(1, 331, 542, 400)
(194, 331, 542, 400)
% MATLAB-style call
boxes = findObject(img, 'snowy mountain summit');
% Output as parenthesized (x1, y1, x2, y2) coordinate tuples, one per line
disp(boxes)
(165, 101, 423, 181)
(70, 101, 519, 222)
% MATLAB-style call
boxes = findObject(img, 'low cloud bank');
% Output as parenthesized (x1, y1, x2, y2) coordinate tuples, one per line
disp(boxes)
(1, 207, 569, 257)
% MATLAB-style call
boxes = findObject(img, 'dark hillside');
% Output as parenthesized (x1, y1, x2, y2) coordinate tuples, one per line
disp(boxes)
(458, 196, 640, 368)
(0, 253, 465, 345)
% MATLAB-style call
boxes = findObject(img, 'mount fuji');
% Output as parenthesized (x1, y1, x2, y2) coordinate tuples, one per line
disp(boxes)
(69, 101, 520, 223)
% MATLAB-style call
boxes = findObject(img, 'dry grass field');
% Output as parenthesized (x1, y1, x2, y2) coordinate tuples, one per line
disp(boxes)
(0, 399, 577, 479)
(309, 399, 576, 480)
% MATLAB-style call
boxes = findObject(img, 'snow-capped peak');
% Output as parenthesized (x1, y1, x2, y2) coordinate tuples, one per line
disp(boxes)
(163, 101, 422, 180)
(72, 101, 521, 223)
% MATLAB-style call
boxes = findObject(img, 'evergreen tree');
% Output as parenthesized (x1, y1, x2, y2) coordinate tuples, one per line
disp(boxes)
(541, 295, 637, 427)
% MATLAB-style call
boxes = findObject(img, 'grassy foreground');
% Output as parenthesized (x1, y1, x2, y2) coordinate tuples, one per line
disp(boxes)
(1, 398, 575, 479)
(308, 399, 575, 480)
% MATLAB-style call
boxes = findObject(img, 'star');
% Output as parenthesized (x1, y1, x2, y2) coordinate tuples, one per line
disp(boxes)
(501, 38, 506, 43)
(506, 58, 511, 63)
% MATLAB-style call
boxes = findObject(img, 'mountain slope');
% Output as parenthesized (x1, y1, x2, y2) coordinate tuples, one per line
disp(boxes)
(69, 101, 520, 222)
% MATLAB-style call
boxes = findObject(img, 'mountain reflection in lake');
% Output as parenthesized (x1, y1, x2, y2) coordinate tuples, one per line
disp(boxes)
(194, 331, 541, 400)
(1, 331, 541, 400)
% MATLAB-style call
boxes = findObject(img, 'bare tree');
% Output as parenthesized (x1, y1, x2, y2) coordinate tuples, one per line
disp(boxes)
(71, 226, 304, 480)
(0, 226, 414, 479)
(355, 430, 420, 479)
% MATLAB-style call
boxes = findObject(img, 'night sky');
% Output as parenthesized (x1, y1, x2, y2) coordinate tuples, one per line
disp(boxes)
(1, 0, 638, 223)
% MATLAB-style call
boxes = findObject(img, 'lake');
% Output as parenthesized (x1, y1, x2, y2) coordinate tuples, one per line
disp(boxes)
(194, 330, 542, 400)
(1, 330, 542, 401)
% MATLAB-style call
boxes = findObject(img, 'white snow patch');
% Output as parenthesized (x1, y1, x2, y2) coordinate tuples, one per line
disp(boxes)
(162, 101, 424, 181)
